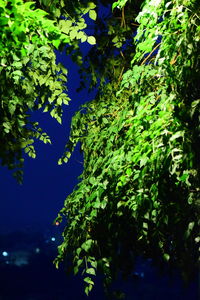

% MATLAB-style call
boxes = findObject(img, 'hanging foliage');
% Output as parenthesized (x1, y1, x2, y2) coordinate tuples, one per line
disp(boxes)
(55, 0, 200, 295)
(0, 0, 96, 181)
(0, 0, 199, 296)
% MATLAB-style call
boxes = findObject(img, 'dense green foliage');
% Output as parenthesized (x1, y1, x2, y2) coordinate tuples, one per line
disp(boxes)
(55, 0, 200, 295)
(0, 0, 96, 181)
(0, 0, 199, 297)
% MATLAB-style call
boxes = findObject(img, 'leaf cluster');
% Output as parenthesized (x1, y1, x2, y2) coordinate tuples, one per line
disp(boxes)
(55, 0, 200, 295)
(0, 0, 95, 180)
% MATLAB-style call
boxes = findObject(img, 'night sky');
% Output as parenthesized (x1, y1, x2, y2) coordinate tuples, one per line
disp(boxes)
(0, 8, 97, 235)
(0, 44, 96, 234)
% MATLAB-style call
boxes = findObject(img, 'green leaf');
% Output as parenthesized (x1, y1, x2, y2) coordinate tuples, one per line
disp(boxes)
(81, 239, 93, 252)
(57, 98, 62, 106)
(89, 10, 97, 21)
(3, 122, 11, 129)
(87, 36, 96, 45)
(76, 248, 82, 256)
(12, 61, 23, 68)
(163, 253, 170, 261)
(126, 168, 132, 176)
(100, 199, 107, 209)
(169, 131, 184, 141)
(84, 277, 94, 285)
(140, 156, 148, 167)
(70, 29, 77, 40)
(112, 0, 128, 10)
(12, 70, 22, 76)
(59, 20, 71, 34)
(88, 2, 96, 9)
(84, 283, 93, 296)
(119, 175, 126, 184)
(86, 268, 96, 275)
(74, 266, 79, 275)
(91, 260, 97, 269)
(52, 39, 60, 49)
(93, 200, 101, 209)
(81, 35, 87, 43)
(89, 177, 96, 185)
(102, 117, 109, 124)
(112, 2, 119, 10)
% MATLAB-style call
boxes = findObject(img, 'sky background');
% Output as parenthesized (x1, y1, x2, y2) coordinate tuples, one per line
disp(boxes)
(0, 47, 96, 234)
(0, 8, 98, 234)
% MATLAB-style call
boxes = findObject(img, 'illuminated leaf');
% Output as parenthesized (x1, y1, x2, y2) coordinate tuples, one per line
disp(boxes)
(89, 10, 97, 21)
(87, 36, 96, 45)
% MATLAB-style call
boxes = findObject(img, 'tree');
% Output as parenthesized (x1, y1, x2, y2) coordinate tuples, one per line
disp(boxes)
(54, 0, 200, 295)
(0, 0, 96, 181)
(0, 0, 199, 297)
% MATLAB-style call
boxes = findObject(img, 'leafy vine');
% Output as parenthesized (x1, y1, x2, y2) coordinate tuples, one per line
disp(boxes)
(55, 0, 200, 295)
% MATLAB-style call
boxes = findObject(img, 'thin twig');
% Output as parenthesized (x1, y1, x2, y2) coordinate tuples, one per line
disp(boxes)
(117, 66, 125, 85)
(121, 7, 126, 27)
(131, 23, 139, 27)
(141, 42, 161, 65)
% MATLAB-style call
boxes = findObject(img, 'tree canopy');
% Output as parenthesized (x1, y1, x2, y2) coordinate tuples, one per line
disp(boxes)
(0, 0, 199, 297)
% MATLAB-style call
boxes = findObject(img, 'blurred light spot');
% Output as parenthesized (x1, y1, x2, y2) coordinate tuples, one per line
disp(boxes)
(35, 248, 40, 253)
(51, 237, 56, 242)
(2, 251, 8, 257)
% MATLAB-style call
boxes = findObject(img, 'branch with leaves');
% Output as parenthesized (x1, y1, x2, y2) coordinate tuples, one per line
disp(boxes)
(55, 0, 200, 295)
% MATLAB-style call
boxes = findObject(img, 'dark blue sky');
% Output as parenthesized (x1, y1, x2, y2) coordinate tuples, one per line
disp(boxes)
(0, 6, 98, 234)
(0, 48, 96, 234)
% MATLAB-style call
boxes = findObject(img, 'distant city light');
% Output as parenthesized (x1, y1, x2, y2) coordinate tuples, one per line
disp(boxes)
(51, 237, 56, 242)
(2, 251, 8, 257)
